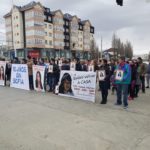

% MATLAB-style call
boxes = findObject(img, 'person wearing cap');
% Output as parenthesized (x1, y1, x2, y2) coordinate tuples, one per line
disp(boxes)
(115, 56, 131, 109)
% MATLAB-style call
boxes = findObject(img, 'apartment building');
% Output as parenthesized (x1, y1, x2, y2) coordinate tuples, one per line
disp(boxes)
(4, 1, 95, 59)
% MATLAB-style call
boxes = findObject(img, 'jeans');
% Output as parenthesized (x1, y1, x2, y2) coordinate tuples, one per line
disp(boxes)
(117, 84, 129, 107)
(146, 74, 150, 87)
(140, 76, 145, 92)
(29, 75, 34, 90)
(48, 76, 56, 91)
(99, 81, 109, 103)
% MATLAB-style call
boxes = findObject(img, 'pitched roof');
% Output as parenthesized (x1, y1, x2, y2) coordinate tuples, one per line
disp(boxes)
(64, 13, 73, 20)
(20, 1, 43, 11)
(3, 12, 11, 18)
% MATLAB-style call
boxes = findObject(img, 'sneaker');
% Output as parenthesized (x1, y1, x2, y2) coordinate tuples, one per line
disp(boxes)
(124, 106, 128, 109)
(146, 86, 149, 88)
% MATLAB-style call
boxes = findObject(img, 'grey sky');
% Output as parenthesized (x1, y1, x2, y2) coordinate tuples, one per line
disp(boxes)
(0, 0, 150, 54)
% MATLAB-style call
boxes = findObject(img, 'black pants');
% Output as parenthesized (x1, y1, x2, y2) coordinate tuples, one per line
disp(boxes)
(135, 85, 140, 97)
(99, 81, 109, 103)
(29, 75, 34, 90)
(140, 76, 145, 93)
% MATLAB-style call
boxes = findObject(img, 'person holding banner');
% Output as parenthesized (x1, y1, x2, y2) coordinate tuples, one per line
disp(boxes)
(115, 56, 131, 109)
(27, 56, 34, 90)
(99, 59, 111, 104)
(47, 58, 60, 92)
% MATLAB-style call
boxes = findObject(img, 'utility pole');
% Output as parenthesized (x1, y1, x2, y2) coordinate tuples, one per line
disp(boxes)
(101, 36, 103, 59)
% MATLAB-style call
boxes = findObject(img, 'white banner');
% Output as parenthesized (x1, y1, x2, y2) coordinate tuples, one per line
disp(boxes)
(58, 71, 96, 102)
(0, 61, 6, 86)
(33, 65, 45, 92)
(10, 64, 29, 90)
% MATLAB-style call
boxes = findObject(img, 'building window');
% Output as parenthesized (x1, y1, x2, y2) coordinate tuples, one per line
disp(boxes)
(65, 42, 69, 47)
(16, 16, 18, 19)
(16, 24, 19, 28)
(45, 32, 47, 36)
(17, 33, 19, 36)
(49, 40, 52, 45)
(48, 16, 51, 22)
(65, 28, 69, 32)
(49, 33, 52, 37)
(44, 15, 47, 20)
(45, 40, 47, 44)
(45, 24, 47, 28)
(65, 35, 69, 40)
(49, 24, 52, 29)
(66, 21, 69, 26)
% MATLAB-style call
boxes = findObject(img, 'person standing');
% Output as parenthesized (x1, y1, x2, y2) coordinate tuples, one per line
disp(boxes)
(99, 59, 111, 104)
(146, 60, 150, 88)
(47, 58, 59, 92)
(115, 56, 131, 109)
(137, 57, 146, 93)
(27, 56, 34, 90)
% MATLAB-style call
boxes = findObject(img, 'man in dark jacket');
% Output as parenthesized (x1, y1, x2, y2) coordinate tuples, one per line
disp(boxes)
(99, 59, 111, 104)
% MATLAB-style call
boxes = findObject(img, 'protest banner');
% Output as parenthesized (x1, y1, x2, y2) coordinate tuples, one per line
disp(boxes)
(0, 61, 6, 86)
(58, 71, 96, 102)
(33, 65, 46, 92)
(10, 64, 29, 90)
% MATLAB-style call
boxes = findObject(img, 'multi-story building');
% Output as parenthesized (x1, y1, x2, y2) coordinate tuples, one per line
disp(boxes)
(4, 1, 95, 59)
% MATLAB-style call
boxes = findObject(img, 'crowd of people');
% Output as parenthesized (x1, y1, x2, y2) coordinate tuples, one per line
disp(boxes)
(0, 55, 150, 109)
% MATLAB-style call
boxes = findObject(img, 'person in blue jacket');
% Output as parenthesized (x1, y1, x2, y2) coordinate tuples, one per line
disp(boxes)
(115, 56, 131, 109)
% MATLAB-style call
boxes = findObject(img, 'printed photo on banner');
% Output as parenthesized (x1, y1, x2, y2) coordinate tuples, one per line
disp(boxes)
(10, 64, 29, 90)
(33, 65, 46, 92)
(48, 65, 53, 73)
(0, 61, 6, 86)
(59, 73, 74, 96)
(98, 70, 106, 81)
(59, 71, 97, 102)
(70, 62, 76, 71)
(115, 70, 124, 81)
(88, 65, 94, 72)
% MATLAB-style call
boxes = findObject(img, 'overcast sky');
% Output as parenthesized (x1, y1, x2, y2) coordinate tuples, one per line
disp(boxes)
(0, 0, 150, 54)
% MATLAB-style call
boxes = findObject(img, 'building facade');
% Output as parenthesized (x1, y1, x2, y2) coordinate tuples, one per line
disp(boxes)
(4, 1, 95, 59)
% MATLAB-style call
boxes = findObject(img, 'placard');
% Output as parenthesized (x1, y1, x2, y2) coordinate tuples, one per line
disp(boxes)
(10, 64, 29, 90)
(70, 62, 76, 71)
(58, 60, 62, 67)
(0, 61, 6, 86)
(115, 70, 124, 81)
(88, 65, 94, 72)
(48, 65, 53, 73)
(33, 65, 46, 92)
(98, 70, 106, 81)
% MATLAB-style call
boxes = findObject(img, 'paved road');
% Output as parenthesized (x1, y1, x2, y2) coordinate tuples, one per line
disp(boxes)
(0, 86, 150, 150)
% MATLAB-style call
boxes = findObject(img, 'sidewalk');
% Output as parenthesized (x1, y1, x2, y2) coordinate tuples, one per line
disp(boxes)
(0, 86, 150, 150)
